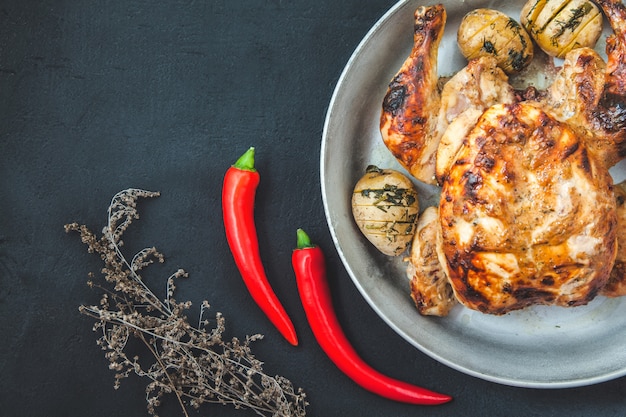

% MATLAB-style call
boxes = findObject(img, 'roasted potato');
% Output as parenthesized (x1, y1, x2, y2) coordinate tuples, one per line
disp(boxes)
(351, 166, 419, 256)
(521, 0, 603, 58)
(457, 8, 534, 73)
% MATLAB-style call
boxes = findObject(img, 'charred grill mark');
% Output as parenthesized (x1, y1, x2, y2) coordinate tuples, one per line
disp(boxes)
(475, 151, 496, 171)
(497, 105, 531, 145)
(413, 116, 427, 125)
(463, 171, 483, 199)
(562, 142, 580, 159)
(414, 13, 429, 32)
(578, 147, 592, 173)
(475, 134, 488, 148)
(429, 26, 441, 39)
(594, 93, 626, 132)
(447, 260, 491, 308)
(447, 250, 473, 275)
(414, 5, 444, 38)
(573, 54, 603, 106)
(382, 79, 407, 115)
(411, 56, 425, 74)
(399, 139, 421, 154)
(577, 81, 598, 109)
(469, 239, 484, 252)
(501, 162, 515, 183)
(581, 287, 599, 303)
(567, 283, 600, 305)
(552, 262, 589, 276)
(512, 287, 553, 301)
(462, 286, 489, 308)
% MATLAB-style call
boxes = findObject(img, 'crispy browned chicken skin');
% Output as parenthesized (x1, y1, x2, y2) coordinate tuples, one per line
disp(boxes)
(380, 5, 447, 185)
(380, 5, 516, 186)
(602, 181, 626, 297)
(438, 103, 617, 315)
(537, 0, 626, 167)
(407, 206, 457, 316)
(435, 56, 515, 184)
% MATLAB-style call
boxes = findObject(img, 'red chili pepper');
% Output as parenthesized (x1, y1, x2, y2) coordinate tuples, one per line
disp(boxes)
(291, 228, 452, 405)
(222, 147, 298, 346)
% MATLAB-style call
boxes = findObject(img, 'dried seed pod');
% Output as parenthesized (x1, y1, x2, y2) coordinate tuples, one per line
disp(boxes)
(351, 165, 419, 256)
(521, 0, 604, 58)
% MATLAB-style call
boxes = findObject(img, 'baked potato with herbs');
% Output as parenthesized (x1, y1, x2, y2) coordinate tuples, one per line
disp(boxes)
(457, 8, 534, 73)
(521, 0, 603, 58)
(351, 166, 419, 256)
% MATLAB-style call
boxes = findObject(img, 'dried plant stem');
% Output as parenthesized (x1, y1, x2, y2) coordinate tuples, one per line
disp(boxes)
(66, 188, 307, 417)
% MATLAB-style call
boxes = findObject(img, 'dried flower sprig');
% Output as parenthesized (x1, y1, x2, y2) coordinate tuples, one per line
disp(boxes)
(65, 188, 307, 417)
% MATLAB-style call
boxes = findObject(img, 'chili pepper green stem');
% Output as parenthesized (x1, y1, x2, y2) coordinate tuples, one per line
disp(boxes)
(296, 228, 315, 249)
(233, 147, 256, 172)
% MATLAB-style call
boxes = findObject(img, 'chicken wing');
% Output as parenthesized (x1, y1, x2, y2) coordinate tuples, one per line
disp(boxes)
(602, 181, 626, 297)
(407, 206, 457, 316)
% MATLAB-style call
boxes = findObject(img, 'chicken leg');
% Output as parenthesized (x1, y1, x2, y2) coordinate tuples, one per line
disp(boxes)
(380, 5, 447, 185)
(380, 5, 515, 185)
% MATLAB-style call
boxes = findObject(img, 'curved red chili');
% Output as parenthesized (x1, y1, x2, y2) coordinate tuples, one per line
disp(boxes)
(222, 147, 298, 346)
(291, 228, 452, 405)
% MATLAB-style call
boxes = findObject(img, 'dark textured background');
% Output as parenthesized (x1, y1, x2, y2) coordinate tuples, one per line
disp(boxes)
(1, 0, 626, 416)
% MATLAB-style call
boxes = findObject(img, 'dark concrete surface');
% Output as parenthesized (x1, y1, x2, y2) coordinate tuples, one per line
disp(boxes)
(1, 0, 625, 416)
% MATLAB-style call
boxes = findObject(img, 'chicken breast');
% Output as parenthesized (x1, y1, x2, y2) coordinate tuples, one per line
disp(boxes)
(407, 206, 457, 316)
(438, 102, 617, 315)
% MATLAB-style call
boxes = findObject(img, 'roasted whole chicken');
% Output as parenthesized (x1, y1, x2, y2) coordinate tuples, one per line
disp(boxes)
(380, 0, 626, 315)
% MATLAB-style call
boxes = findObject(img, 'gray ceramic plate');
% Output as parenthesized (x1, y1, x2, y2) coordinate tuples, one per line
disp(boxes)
(321, 0, 626, 388)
